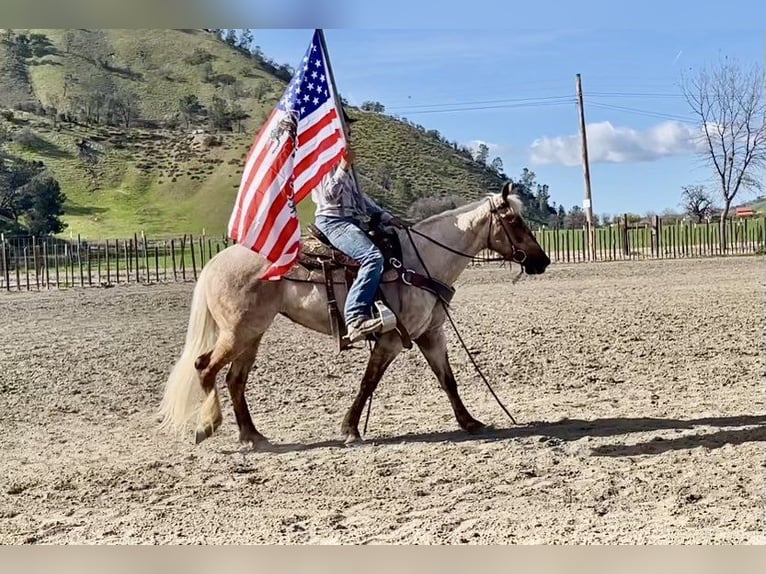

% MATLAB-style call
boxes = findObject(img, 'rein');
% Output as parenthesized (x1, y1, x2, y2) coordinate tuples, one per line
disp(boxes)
(406, 200, 527, 283)
(398, 200, 529, 426)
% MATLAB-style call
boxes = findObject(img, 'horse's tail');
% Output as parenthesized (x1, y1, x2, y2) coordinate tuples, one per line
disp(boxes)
(158, 266, 218, 434)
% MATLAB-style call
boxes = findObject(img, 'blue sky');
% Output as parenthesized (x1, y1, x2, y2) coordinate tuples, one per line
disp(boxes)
(226, 3, 764, 217)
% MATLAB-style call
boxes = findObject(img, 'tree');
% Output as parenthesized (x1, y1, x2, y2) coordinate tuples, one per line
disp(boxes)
(224, 29, 238, 47)
(238, 29, 254, 54)
(535, 183, 551, 213)
(361, 101, 385, 113)
(490, 156, 504, 175)
(680, 184, 714, 222)
(0, 159, 66, 234)
(20, 175, 67, 235)
(681, 57, 766, 250)
(564, 205, 587, 228)
(474, 143, 489, 165)
(111, 86, 140, 129)
(0, 158, 45, 223)
(208, 95, 231, 130)
(178, 94, 204, 128)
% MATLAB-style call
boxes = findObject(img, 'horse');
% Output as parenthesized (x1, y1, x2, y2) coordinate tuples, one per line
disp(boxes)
(158, 183, 551, 448)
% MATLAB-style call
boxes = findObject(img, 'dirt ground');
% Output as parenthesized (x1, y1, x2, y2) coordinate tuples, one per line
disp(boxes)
(0, 257, 763, 544)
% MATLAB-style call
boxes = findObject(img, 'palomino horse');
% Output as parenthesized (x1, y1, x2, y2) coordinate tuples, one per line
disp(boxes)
(158, 183, 550, 447)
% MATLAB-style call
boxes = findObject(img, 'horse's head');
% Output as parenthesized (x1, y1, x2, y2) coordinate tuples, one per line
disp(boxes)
(486, 182, 551, 275)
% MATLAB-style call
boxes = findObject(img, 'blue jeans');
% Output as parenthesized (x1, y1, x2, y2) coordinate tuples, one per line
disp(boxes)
(315, 215, 384, 324)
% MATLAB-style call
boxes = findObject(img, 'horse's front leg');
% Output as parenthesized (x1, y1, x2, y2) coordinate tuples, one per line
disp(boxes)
(341, 332, 402, 444)
(415, 326, 485, 433)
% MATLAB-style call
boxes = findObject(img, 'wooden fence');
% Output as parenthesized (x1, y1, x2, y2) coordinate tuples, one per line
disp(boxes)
(0, 232, 230, 292)
(1, 215, 764, 291)
(529, 215, 766, 264)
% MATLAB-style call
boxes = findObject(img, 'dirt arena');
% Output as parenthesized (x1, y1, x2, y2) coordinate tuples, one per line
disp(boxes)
(0, 257, 763, 544)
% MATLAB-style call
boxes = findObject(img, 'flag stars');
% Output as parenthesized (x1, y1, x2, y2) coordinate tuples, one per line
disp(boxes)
(311, 70, 318, 79)
(313, 96, 319, 105)
(320, 74, 325, 82)
(314, 59, 322, 67)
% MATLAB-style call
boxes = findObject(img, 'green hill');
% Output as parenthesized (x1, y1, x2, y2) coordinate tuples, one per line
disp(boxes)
(0, 29, 553, 240)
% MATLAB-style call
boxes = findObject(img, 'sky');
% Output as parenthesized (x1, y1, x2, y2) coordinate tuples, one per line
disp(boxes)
(215, 1, 766, 217)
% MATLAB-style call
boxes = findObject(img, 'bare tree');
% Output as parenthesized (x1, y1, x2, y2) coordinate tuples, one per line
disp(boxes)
(680, 184, 714, 222)
(681, 57, 766, 250)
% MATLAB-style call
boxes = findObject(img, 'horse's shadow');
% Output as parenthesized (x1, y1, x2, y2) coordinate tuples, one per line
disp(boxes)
(220, 414, 765, 458)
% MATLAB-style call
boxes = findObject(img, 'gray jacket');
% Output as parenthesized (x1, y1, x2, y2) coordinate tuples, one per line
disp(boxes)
(312, 165, 393, 223)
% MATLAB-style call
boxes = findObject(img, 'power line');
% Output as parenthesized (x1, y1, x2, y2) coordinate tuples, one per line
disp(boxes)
(389, 99, 575, 116)
(587, 101, 695, 122)
(585, 91, 685, 98)
(387, 94, 573, 111)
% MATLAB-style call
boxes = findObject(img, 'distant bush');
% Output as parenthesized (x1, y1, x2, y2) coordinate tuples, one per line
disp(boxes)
(13, 127, 37, 149)
(184, 48, 214, 65)
(408, 195, 468, 222)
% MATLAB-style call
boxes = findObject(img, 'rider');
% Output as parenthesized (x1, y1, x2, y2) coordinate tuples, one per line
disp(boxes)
(312, 109, 404, 343)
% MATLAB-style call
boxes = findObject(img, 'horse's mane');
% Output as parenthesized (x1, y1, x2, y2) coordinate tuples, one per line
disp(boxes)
(416, 193, 524, 228)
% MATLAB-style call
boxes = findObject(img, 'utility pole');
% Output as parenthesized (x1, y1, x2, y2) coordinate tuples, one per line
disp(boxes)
(576, 73, 597, 261)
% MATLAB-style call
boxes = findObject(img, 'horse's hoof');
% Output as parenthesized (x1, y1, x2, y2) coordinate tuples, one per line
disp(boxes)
(195, 428, 209, 444)
(241, 432, 271, 451)
(462, 419, 486, 434)
(344, 433, 363, 446)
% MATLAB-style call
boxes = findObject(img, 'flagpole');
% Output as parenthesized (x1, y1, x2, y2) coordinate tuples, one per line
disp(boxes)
(316, 29, 359, 186)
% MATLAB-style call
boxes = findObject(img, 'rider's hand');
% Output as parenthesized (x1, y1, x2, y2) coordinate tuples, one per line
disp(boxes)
(388, 216, 406, 229)
(340, 148, 355, 171)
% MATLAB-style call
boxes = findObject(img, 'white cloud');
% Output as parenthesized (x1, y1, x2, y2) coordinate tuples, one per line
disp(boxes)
(528, 120, 705, 167)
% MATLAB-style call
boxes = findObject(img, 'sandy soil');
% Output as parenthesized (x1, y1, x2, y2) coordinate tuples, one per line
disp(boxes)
(0, 257, 763, 544)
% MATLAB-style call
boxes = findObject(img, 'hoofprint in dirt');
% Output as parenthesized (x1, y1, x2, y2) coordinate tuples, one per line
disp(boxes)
(0, 257, 763, 544)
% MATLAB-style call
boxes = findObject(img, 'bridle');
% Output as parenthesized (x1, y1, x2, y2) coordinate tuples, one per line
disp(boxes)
(406, 198, 528, 266)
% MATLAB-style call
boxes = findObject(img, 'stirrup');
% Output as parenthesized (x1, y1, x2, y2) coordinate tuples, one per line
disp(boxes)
(373, 301, 397, 334)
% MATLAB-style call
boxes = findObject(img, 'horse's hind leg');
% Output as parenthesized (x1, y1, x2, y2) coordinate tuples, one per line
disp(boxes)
(341, 332, 402, 444)
(415, 327, 485, 433)
(226, 335, 269, 449)
(194, 333, 235, 444)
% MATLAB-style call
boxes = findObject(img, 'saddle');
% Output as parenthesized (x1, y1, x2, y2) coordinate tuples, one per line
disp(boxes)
(296, 216, 411, 352)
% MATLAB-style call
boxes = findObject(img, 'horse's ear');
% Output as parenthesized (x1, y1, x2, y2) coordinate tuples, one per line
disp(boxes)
(501, 180, 513, 204)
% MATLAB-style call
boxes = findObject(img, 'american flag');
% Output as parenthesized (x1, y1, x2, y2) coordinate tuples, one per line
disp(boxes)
(227, 29, 348, 280)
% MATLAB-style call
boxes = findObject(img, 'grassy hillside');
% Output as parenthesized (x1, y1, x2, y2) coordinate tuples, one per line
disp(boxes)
(1, 29, 540, 240)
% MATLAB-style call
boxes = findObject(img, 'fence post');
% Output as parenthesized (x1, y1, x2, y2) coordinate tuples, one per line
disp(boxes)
(142, 231, 150, 284)
(31, 236, 39, 290)
(171, 239, 178, 282)
(180, 235, 187, 281)
(621, 214, 629, 257)
(23, 246, 30, 291)
(77, 234, 84, 287)
(54, 242, 60, 288)
(97, 241, 102, 285)
(0, 233, 7, 291)
(43, 239, 50, 289)
(190, 234, 198, 281)
(106, 240, 112, 285)
(133, 233, 140, 283)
